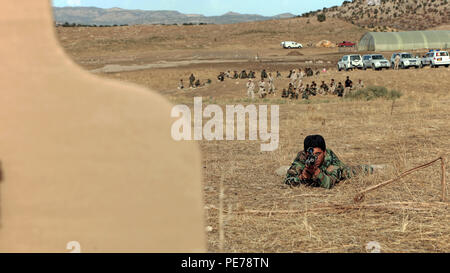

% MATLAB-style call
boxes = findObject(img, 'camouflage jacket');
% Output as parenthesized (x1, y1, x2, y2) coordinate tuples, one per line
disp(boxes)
(285, 149, 373, 189)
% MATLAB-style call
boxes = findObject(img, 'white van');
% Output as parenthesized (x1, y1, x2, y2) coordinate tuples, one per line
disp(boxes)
(281, 41, 303, 49)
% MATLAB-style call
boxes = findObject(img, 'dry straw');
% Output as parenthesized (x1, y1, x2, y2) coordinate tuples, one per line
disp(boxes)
(208, 156, 448, 216)
(354, 156, 447, 203)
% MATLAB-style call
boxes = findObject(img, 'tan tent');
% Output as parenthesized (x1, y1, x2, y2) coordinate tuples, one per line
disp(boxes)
(316, 40, 335, 48)
(0, 0, 205, 253)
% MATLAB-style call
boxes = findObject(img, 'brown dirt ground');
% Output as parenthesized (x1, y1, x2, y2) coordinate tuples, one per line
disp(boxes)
(56, 17, 450, 253)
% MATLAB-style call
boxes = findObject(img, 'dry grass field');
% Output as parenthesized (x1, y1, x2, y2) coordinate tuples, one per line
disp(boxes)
(56, 16, 450, 253)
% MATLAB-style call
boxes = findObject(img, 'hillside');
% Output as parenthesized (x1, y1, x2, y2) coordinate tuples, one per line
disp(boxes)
(53, 7, 296, 25)
(56, 17, 366, 59)
(303, 0, 449, 31)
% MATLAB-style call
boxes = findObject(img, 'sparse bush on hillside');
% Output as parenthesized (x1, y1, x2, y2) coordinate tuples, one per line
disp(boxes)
(317, 13, 326, 22)
(346, 86, 402, 101)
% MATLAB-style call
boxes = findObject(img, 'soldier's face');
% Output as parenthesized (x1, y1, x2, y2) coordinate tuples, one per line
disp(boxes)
(313, 147, 325, 167)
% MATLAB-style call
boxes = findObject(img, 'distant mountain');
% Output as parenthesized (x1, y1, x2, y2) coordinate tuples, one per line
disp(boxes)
(53, 7, 296, 25)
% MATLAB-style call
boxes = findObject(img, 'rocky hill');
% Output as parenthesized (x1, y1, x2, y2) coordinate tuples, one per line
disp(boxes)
(302, 0, 449, 31)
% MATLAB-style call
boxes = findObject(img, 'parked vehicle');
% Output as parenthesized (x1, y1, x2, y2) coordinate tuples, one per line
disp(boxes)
(337, 54, 363, 71)
(281, 41, 303, 49)
(390, 52, 420, 69)
(338, 41, 356, 47)
(362, 54, 390, 70)
(420, 50, 450, 68)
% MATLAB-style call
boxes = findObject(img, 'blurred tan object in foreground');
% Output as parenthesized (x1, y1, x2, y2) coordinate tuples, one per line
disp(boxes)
(0, 0, 205, 252)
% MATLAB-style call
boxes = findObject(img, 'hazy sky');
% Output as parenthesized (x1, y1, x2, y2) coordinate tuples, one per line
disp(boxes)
(53, 0, 346, 16)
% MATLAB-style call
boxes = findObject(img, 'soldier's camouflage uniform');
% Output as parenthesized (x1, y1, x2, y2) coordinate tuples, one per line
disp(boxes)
(285, 149, 374, 189)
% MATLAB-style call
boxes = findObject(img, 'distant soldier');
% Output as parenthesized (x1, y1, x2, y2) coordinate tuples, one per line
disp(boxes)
(319, 81, 329, 94)
(298, 82, 305, 93)
(291, 88, 299, 100)
(310, 81, 317, 95)
(276, 71, 282, 79)
(287, 69, 293, 79)
(287, 83, 295, 98)
(178, 79, 184, 90)
(302, 85, 309, 100)
(281, 88, 289, 98)
(268, 73, 275, 94)
(298, 68, 305, 80)
(189, 74, 196, 89)
(246, 79, 255, 100)
(290, 69, 298, 85)
(344, 76, 353, 96)
(295, 69, 304, 88)
(329, 79, 336, 95)
(259, 79, 267, 99)
(195, 79, 201, 88)
(239, 70, 248, 79)
(336, 82, 345, 97)
(315, 70, 321, 76)
(217, 72, 225, 82)
(356, 79, 365, 91)
(261, 69, 268, 80)
(249, 71, 256, 79)
(233, 71, 239, 79)
(206, 79, 212, 85)
(225, 70, 231, 78)
(394, 54, 401, 70)
(306, 68, 314, 77)
(309, 84, 317, 96)
(297, 83, 305, 100)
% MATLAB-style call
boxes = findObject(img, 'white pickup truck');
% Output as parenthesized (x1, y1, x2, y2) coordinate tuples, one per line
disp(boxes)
(281, 41, 303, 49)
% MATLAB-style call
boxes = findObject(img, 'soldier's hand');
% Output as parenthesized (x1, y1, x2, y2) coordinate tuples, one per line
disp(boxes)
(285, 177, 299, 187)
(301, 166, 316, 180)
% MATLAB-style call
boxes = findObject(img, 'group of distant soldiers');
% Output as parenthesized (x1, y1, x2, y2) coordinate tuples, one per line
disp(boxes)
(245, 70, 277, 99)
(178, 68, 365, 101)
(178, 74, 212, 90)
(244, 68, 327, 99)
(281, 73, 365, 100)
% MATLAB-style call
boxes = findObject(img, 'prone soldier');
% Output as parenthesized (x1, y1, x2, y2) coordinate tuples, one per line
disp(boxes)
(284, 135, 374, 189)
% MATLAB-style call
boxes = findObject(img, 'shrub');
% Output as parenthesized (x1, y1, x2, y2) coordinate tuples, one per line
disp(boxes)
(346, 86, 402, 101)
(317, 13, 326, 22)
